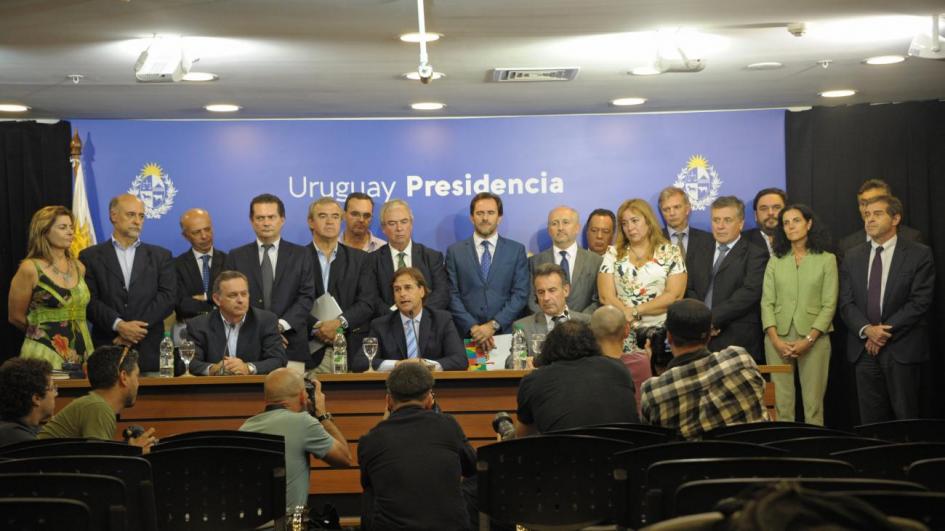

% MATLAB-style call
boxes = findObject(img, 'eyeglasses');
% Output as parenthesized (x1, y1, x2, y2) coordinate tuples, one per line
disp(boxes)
(118, 346, 130, 370)
(45, 382, 58, 393)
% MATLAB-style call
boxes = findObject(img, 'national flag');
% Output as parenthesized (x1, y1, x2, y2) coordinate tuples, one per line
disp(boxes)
(70, 155, 97, 256)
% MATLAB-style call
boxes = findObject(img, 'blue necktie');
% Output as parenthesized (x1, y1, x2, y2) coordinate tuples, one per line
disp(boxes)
(200, 254, 211, 298)
(480, 241, 492, 280)
(559, 250, 571, 283)
(405, 319, 419, 359)
(704, 243, 729, 308)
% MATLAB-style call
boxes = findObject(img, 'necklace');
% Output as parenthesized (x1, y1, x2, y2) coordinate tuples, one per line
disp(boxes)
(49, 259, 74, 283)
(628, 245, 648, 264)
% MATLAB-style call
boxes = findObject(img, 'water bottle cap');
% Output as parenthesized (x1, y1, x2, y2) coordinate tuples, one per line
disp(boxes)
(163, 331, 171, 337)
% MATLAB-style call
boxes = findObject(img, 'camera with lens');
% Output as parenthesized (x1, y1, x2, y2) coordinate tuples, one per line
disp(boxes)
(303, 379, 317, 416)
(635, 325, 671, 375)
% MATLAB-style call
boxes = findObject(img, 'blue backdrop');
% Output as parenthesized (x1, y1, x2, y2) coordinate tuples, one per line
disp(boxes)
(72, 110, 785, 256)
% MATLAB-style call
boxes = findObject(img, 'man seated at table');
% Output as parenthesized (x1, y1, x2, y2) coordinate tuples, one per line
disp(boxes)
(640, 299, 767, 439)
(185, 270, 286, 376)
(368, 267, 468, 371)
(38, 345, 157, 451)
(240, 368, 351, 511)
(0, 358, 56, 446)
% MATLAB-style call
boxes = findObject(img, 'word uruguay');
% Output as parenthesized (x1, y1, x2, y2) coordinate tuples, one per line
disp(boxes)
(287, 171, 565, 202)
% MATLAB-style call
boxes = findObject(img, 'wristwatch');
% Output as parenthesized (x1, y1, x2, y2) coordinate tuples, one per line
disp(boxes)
(805, 335, 815, 344)
(339, 316, 349, 330)
(631, 307, 640, 320)
(490, 320, 501, 332)
(316, 412, 333, 423)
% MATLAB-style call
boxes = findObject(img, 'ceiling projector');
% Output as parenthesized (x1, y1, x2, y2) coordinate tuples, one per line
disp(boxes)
(134, 35, 193, 82)
(908, 15, 945, 60)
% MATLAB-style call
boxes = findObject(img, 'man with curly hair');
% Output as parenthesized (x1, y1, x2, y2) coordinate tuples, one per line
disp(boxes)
(0, 358, 56, 446)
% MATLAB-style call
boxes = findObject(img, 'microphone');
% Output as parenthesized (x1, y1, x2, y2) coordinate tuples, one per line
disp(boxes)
(492, 412, 516, 440)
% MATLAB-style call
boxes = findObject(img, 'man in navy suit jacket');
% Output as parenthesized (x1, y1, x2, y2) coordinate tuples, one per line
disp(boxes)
(372, 199, 450, 313)
(446, 192, 529, 350)
(80, 194, 176, 372)
(368, 267, 468, 371)
(173, 208, 227, 320)
(224, 194, 315, 366)
(839, 195, 935, 422)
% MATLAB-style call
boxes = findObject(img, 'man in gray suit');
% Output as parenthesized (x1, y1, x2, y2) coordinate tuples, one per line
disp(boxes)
(514, 263, 590, 360)
(528, 206, 602, 315)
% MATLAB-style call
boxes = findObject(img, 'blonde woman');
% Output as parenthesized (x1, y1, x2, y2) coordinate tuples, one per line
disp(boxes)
(598, 199, 687, 351)
(8, 206, 93, 369)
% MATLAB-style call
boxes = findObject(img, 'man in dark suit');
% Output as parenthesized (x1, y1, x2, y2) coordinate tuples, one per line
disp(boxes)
(839, 195, 934, 422)
(306, 197, 379, 372)
(685, 196, 769, 363)
(515, 263, 591, 359)
(80, 194, 176, 372)
(657, 185, 714, 270)
(743, 187, 786, 256)
(372, 199, 449, 313)
(185, 271, 286, 375)
(173, 208, 226, 320)
(368, 267, 467, 371)
(224, 194, 315, 367)
(446, 192, 530, 350)
(528, 206, 601, 314)
(584, 208, 616, 256)
(839, 179, 925, 258)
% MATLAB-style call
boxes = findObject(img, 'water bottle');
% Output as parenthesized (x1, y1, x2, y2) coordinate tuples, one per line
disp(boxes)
(332, 328, 348, 374)
(159, 331, 175, 377)
(511, 325, 528, 370)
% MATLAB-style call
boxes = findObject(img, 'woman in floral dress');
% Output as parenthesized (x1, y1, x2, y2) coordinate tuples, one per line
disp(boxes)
(8, 206, 93, 369)
(598, 198, 687, 351)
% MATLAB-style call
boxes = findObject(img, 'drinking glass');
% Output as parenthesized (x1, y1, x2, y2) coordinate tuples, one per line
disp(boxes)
(530, 333, 546, 359)
(179, 337, 196, 376)
(363, 337, 379, 372)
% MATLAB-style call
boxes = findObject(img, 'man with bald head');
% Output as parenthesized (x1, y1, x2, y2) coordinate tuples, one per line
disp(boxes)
(240, 368, 351, 510)
(528, 206, 602, 314)
(591, 305, 651, 408)
(81, 194, 176, 372)
(174, 208, 227, 320)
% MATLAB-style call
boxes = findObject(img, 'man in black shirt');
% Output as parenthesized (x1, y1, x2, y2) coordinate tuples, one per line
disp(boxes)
(515, 320, 638, 435)
(358, 362, 476, 530)
(0, 358, 56, 446)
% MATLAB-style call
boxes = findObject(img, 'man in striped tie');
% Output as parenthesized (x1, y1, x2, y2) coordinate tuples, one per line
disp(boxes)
(367, 267, 469, 371)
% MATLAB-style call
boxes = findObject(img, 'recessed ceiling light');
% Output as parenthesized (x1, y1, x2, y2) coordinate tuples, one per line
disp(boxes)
(611, 97, 647, 106)
(403, 71, 446, 81)
(410, 102, 445, 111)
(182, 72, 219, 82)
(0, 104, 30, 112)
(204, 104, 241, 112)
(399, 32, 441, 43)
(819, 89, 857, 98)
(630, 66, 662, 76)
(746, 61, 784, 70)
(864, 55, 906, 65)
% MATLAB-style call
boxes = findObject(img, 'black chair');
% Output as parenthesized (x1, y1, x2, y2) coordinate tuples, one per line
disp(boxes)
(477, 434, 633, 530)
(711, 425, 851, 444)
(702, 421, 827, 439)
(612, 440, 787, 529)
(836, 491, 945, 529)
(644, 457, 856, 523)
(0, 455, 158, 531)
(152, 434, 284, 453)
(832, 443, 945, 479)
(907, 458, 945, 492)
(0, 472, 128, 530)
(0, 437, 90, 455)
(586, 423, 678, 438)
(0, 439, 141, 458)
(855, 419, 945, 443)
(145, 445, 286, 530)
(547, 426, 672, 446)
(0, 497, 92, 531)
(673, 477, 928, 517)
(159, 429, 284, 445)
(765, 436, 889, 457)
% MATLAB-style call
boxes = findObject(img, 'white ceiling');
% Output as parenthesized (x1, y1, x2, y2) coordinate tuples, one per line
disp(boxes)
(1, 0, 944, 119)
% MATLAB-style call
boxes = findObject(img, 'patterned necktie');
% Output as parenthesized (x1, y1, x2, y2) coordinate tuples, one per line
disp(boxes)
(551, 313, 568, 330)
(405, 319, 419, 359)
(397, 251, 407, 270)
(200, 254, 211, 298)
(674, 232, 686, 259)
(867, 246, 884, 323)
(558, 250, 571, 283)
(704, 243, 729, 308)
(261, 244, 274, 310)
(480, 241, 492, 280)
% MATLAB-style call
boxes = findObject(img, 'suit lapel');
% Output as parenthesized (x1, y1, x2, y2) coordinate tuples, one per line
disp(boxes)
(389, 312, 407, 359)
(209, 313, 228, 360)
(102, 243, 126, 285)
(380, 245, 395, 285)
(714, 238, 745, 276)
(235, 310, 255, 358)
(272, 243, 290, 291)
(465, 239, 483, 285)
(486, 237, 507, 283)
(418, 311, 433, 358)
(882, 242, 907, 315)
(328, 245, 347, 296)
(533, 312, 549, 334)
(129, 244, 149, 288)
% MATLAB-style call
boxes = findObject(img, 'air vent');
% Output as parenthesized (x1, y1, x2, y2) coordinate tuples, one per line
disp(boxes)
(491, 67, 580, 82)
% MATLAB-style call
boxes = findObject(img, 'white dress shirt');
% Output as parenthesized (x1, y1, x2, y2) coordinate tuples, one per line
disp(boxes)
(473, 233, 499, 262)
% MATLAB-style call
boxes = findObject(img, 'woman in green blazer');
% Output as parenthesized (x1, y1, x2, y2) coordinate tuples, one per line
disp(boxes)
(760, 204, 838, 425)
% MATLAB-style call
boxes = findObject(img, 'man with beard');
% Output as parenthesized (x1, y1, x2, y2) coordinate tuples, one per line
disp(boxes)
(744, 188, 786, 256)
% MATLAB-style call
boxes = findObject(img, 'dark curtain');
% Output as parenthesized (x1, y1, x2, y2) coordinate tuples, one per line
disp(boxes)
(0, 121, 73, 364)
(786, 100, 945, 427)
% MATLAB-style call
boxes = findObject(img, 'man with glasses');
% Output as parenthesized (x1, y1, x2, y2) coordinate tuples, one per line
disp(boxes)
(0, 358, 57, 446)
(39, 345, 157, 451)
(372, 199, 450, 313)
(339, 192, 386, 252)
